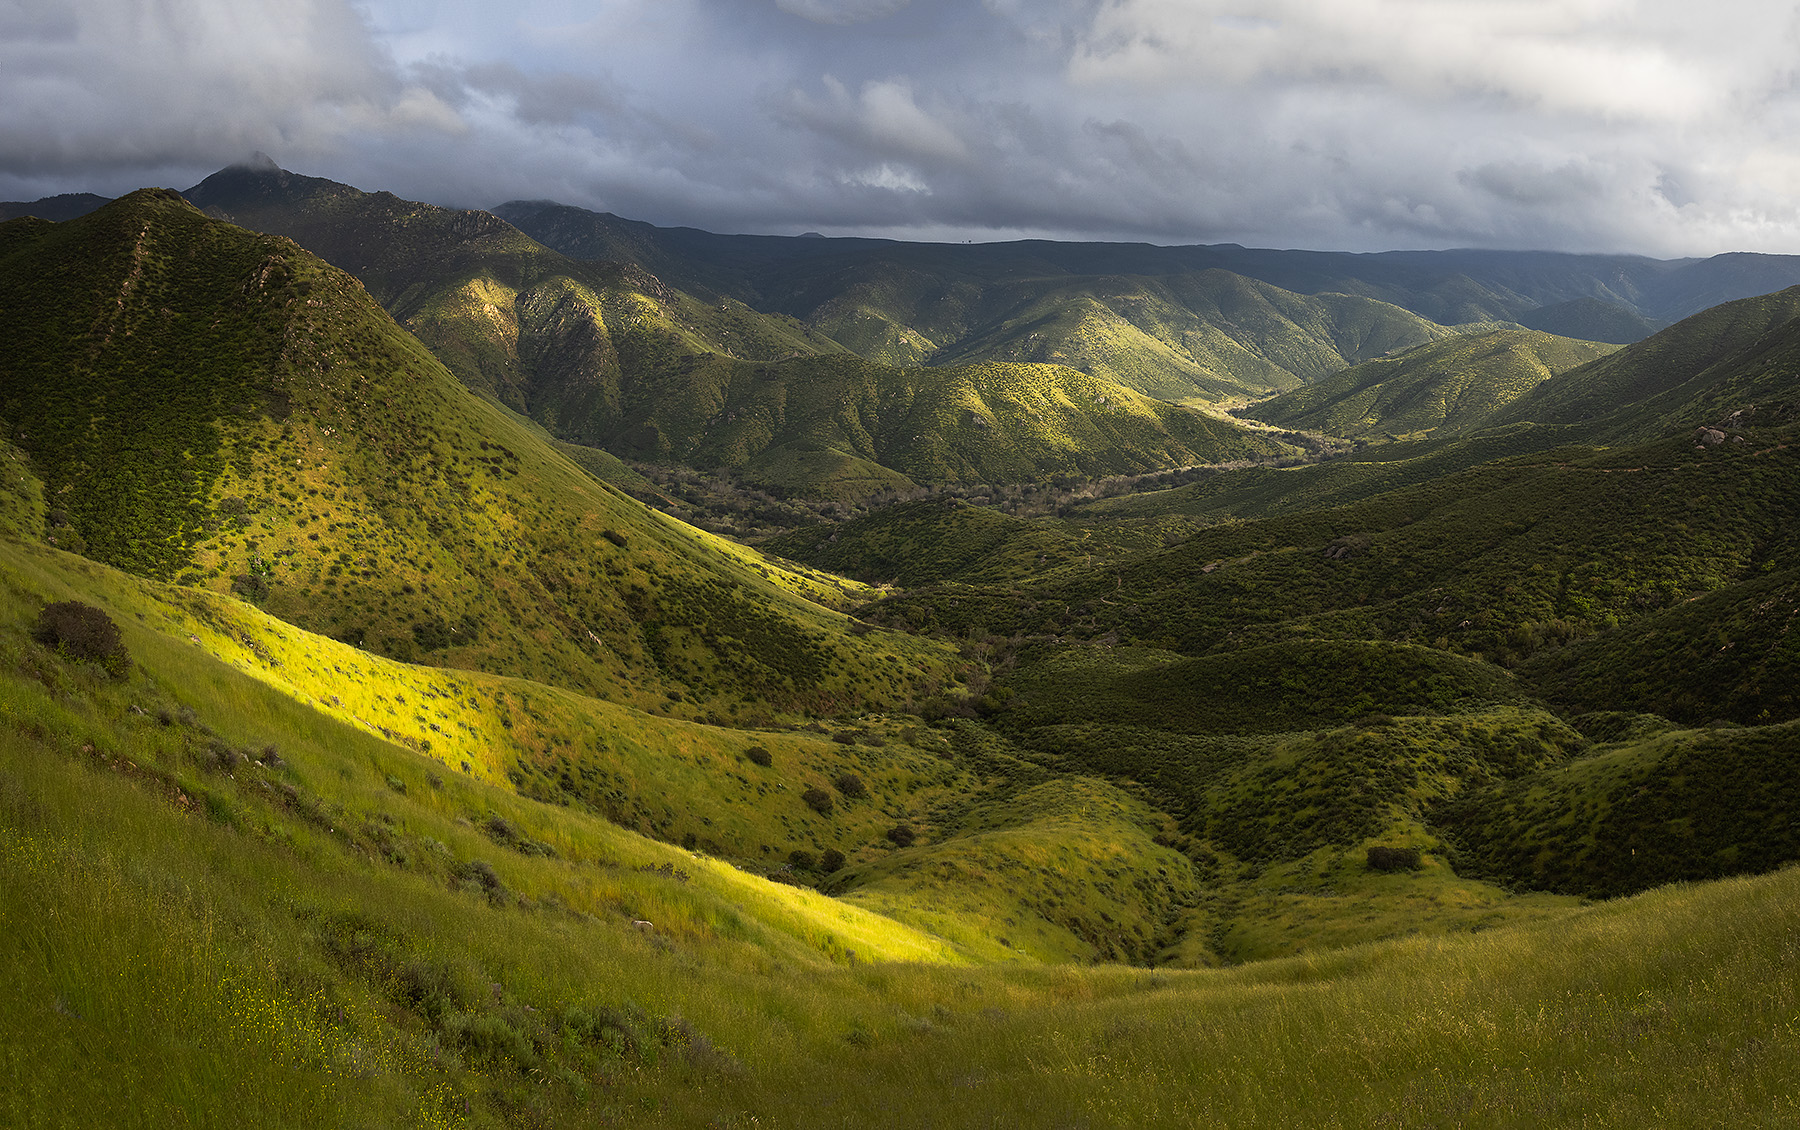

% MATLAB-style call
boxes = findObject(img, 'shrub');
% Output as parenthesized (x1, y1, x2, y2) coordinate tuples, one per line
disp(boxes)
(788, 849, 816, 870)
(886, 824, 917, 847)
(745, 745, 773, 767)
(1367, 845, 1423, 872)
(831, 731, 859, 745)
(33, 601, 129, 676)
(834, 773, 867, 799)
(801, 787, 833, 815)
(452, 859, 508, 903)
(818, 848, 845, 873)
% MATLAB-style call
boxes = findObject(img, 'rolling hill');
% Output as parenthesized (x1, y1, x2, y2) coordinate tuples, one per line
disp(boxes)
(0, 189, 954, 718)
(181, 161, 1294, 497)
(1242, 327, 1618, 441)
(498, 198, 1800, 338)
(6, 166, 1800, 1129)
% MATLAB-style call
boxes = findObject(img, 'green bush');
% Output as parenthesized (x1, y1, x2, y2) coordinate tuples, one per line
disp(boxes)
(802, 787, 833, 815)
(745, 745, 773, 767)
(32, 600, 129, 676)
(886, 824, 917, 847)
(834, 773, 867, 799)
(818, 848, 846, 873)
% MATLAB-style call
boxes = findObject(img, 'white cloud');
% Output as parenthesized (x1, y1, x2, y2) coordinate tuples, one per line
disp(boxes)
(1069, 0, 1753, 122)
(0, 0, 462, 181)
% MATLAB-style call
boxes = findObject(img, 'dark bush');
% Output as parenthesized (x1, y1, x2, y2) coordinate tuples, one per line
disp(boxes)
(452, 859, 507, 902)
(412, 618, 452, 652)
(801, 787, 833, 815)
(33, 601, 129, 676)
(886, 824, 917, 847)
(745, 745, 773, 767)
(1367, 845, 1423, 872)
(833, 773, 867, 799)
(205, 737, 244, 772)
(788, 849, 816, 870)
(831, 731, 859, 745)
(818, 848, 845, 873)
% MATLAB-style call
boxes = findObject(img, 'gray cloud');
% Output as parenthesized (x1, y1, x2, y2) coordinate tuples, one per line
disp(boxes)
(4, 0, 1799, 256)
(775, 0, 914, 26)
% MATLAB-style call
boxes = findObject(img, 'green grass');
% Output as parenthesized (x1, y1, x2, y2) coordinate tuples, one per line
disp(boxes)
(5, 652, 1797, 1127)
(0, 193, 961, 720)
(1242, 327, 1617, 441)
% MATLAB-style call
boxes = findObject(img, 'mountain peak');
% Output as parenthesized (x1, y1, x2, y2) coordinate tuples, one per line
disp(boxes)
(235, 150, 283, 174)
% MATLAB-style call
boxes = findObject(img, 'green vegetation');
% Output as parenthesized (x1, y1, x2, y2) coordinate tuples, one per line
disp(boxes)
(1243, 328, 1616, 442)
(1439, 720, 1800, 897)
(185, 163, 1298, 500)
(3, 571, 1797, 1124)
(6, 168, 1800, 1126)
(0, 193, 957, 719)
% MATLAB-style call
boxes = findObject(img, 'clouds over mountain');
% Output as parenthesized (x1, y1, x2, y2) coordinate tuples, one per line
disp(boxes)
(4, 0, 1799, 255)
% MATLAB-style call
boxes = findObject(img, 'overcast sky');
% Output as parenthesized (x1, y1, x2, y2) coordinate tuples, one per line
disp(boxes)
(3, 0, 1799, 254)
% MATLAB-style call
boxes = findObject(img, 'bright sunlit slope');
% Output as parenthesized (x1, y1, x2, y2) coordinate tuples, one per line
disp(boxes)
(3, 544, 1795, 1126)
(0, 190, 957, 720)
(1241, 327, 1618, 441)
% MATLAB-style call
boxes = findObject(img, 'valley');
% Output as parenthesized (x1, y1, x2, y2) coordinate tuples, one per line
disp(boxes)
(1, 172, 1797, 1127)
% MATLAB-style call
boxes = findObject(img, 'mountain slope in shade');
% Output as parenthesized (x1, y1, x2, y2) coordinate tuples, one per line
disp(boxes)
(0, 192, 112, 221)
(497, 198, 1800, 343)
(0, 190, 955, 717)
(1516, 297, 1658, 344)
(1487, 286, 1800, 440)
(1243, 328, 1618, 441)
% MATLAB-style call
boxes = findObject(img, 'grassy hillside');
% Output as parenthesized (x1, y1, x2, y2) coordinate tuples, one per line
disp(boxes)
(1516, 565, 1800, 726)
(601, 352, 1294, 499)
(845, 268, 1456, 403)
(762, 496, 1184, 587)
(1438, 719, 1800, 897)
(1487, 286, 1800, 438)
(0, 191, 957, 718)
(189, 164, 1296, 498)
(6, 540, 1800, 1126)
(853, 424, 1800, 714)
(183, 162, 843, 434)
(1243, 328, 1616, 441)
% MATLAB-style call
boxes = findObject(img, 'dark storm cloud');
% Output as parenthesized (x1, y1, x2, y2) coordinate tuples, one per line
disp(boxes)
(4, 0, 1800, 254)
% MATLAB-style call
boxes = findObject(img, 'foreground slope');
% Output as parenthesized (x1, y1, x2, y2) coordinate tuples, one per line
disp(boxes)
(2, 557, 1796, 1126)
(0, 190, 953, 717)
